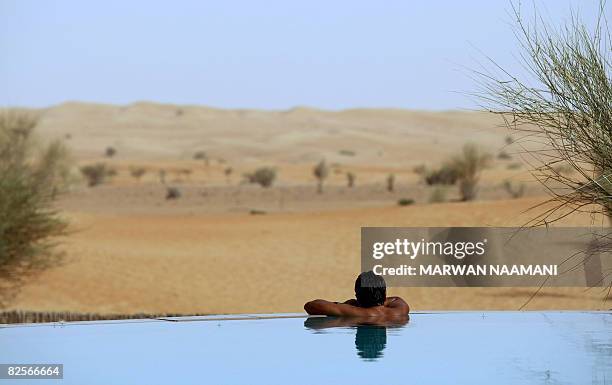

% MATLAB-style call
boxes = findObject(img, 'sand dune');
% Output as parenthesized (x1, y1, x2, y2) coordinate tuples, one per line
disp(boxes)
(5, 102, 608, 314)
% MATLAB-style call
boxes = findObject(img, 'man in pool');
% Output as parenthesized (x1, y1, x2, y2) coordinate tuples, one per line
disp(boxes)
(304, 271, 409, 317)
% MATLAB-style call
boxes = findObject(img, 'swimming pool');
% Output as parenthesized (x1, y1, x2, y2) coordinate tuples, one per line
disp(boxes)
(1, 311, 610, 384)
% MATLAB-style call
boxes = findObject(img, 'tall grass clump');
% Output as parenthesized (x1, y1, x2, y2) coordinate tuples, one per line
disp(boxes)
(0, 111, 70, 305)
(474, 2, 611, 225)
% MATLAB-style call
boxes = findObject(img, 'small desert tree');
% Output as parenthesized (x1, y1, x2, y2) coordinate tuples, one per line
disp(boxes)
(475, 2, 611, 225)
(0, 111, 70, 305)
(346, 172, 355, 188)
(387, 173, 395, 192)
(313, 160, 329, 193)
(450, 143, 492, 201)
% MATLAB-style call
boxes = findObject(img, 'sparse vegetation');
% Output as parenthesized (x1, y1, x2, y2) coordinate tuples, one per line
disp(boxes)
(397, 198, 414, 206)
(424, 163, 459, 186)
(80, 163, 114, 187)
(504, 135, 514, 145)
(166, 186, 181, 200)
(497, 150, 512, 160)
(105, 146, 116, 158)
(428, 187, 448, 203)
(193, 151, 207, 160)
(313, 160, 329, 193)
(412, 164, 427, 176)
(129, 166, 147, 180)
(224, 167, 233, 184)
(386, 173, 395, 192)
(0, 111, 70, 305)
(346, 172, 355, 188)
(194, 151, 210, 166)
(503, 180, 526, 199)
(451, 143, 492, 201)
(338, 149, 356, 156)
(244, 167, 277, 188)
(507, 162, 522, 170)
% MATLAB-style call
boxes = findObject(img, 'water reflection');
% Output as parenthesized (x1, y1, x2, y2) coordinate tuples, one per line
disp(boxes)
(304, 316, 409, 361)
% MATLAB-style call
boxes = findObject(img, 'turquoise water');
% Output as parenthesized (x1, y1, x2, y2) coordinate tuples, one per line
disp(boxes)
(0, 312, 610, 384)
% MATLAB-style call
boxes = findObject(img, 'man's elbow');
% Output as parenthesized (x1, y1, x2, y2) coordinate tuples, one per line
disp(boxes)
(304, 300, 319, 315)
(304, 299, 327, 315)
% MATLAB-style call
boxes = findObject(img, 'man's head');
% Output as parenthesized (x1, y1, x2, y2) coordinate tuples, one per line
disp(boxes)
(354, 271, 386, 307)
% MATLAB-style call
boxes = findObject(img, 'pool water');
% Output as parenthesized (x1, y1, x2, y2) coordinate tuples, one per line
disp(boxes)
(1, 312, 610, 384)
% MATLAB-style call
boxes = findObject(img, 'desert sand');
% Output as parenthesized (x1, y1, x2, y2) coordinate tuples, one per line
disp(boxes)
(5, 102, 610, 314)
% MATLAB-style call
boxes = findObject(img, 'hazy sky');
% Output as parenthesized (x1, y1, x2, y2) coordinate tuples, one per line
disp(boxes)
(0, 0, 604, 110)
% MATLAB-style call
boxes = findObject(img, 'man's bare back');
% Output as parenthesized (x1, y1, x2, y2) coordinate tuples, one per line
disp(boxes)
(304, 271, 409, 318)
(304, 296, 409, 318)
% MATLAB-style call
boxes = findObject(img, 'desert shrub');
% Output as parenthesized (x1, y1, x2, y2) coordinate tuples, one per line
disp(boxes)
(193, 151, 207, 160)
(503, 180, 526, 199)
(507, 162, 522, 170)
(424, 163, 459, 185)
(80, 163, 114, 187)
(428, 187, 448, 203)
(387, 173, 395, 192)
(497, 150, 512, 160)
(249, 209, 267, 215)
(504, 135, 514, 145)
(244, 167, 277, 188)
(166, 187, 181, 200)
(412, 164, 427, 175)
(224, 167, 233, 183)
(552, 162, 574, 175)
(129, 166, 147, 180)
(346, 172, 355, 188)
(105, 146, 116, 158)
(0, 111, 69, 304)
(449, 143, 492, 201)
(338, 149, 355, 156)
(397, 198, 414, 206)
(313, 160, 329, 193)
(475, 3, 611, 224)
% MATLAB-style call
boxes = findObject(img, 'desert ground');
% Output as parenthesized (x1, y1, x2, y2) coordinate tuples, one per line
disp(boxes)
(5, 102, 611, 314)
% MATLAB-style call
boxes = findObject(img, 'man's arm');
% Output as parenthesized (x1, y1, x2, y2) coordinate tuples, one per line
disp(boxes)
(383, 296, 410, 315)
(304, 299, 372, 317)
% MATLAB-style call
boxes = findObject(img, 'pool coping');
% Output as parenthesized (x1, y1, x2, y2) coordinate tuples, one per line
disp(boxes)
(1, 310, 610, 328)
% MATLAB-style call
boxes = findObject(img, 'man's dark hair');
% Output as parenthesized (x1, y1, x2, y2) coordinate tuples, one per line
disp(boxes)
(354, 271, 386, 307)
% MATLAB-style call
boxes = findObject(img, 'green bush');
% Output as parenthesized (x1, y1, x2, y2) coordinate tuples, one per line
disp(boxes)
(0, 111, 69, 302)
